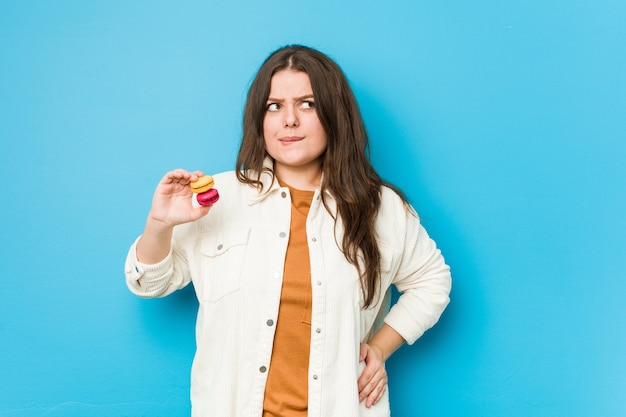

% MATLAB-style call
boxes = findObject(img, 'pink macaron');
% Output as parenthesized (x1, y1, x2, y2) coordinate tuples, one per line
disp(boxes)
(196, 188, 220, 206)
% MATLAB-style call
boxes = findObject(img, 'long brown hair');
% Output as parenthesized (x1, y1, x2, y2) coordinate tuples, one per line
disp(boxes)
(236, 45, 405, 308)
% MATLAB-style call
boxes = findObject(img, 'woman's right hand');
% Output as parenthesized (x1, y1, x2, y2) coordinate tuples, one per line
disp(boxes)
(147, 169, 213, 228)
(136, 169, 213, 264)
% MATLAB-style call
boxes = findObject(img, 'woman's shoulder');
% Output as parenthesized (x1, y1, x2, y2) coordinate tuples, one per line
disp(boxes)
(210, 169, 255, 194)
(375, 186, 423, 252)
(212, 169, 239, 184)
(380, 184, 412, 209)
(379, 185, 420, 223)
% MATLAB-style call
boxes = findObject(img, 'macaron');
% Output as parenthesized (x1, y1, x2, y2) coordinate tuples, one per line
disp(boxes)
(196, 187, 220, 206)
(190, 175, 215, 194)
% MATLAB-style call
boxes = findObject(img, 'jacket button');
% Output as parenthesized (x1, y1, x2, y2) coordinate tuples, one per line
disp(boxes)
(260, 366, 267, 373)
(217, 244, 223, 250)
(267, 319, 274, 326)
(281, 191, 287, 198)
(279, 232, 286, 238)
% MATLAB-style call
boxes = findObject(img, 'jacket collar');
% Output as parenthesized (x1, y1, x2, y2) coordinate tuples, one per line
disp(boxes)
(246, 157, 281, 205)
(245, 156, 334, 206)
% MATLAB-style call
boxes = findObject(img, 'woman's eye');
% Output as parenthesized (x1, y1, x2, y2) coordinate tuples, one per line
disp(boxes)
(301, 100, 315, 110)
(266, 103, 280, 111)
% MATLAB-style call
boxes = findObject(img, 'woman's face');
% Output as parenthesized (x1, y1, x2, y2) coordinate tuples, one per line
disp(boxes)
(263, 70, 327, 186)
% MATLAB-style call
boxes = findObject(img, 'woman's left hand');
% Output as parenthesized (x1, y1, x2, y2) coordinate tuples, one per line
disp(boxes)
(358, 343, 388, 408)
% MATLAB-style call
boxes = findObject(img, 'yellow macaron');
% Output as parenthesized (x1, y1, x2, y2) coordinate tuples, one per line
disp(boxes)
(190, 175, 214, 194)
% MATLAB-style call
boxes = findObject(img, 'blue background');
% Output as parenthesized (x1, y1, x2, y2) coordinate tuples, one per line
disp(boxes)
(1, 0, 624, 416)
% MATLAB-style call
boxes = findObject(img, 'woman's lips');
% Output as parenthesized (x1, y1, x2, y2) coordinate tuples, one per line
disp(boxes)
(279, 136, 304, 144)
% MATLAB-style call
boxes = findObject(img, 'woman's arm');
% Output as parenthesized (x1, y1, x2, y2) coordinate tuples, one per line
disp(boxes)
(125, 169, 212, 297)
(357, 197, 452, 408)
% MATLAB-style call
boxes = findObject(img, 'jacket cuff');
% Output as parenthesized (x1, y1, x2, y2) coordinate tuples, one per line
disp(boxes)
(124, 237, 174, 297)
(383, 290, 450, 345)
(383, 302, 428, 345)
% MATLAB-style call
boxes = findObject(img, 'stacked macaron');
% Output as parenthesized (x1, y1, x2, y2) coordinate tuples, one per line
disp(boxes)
(190, 175, 220, 206)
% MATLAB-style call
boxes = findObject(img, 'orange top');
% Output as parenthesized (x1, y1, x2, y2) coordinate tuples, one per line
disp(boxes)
(262, 184, 314, 417)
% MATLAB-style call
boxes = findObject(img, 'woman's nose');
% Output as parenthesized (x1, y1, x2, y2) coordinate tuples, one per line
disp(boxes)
(284, 107, 299, 127)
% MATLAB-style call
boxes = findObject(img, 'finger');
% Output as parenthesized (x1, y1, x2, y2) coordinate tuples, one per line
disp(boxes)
(375, 382, 387, 403)
(358, 368, 382, 400)
(366, 380, 387, 408)
(189, 205, 213, 221)
(162, 169, 192, 185)
(357, 348, 381, 390)
(357, 364, 375, 391)
(360, 367, 384, 391)
(360, 365, 388, 399)
(364, 371, 388, 404)
(191, 170, 206, 180)
(169, 168, 192, 177)
(359, 343, 368, 362)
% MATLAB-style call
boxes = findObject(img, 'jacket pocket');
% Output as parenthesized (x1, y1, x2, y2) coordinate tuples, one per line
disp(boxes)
(200, 226, 251, 302)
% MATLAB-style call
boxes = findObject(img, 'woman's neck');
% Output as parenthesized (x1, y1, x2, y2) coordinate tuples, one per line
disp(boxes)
(274, 162, 322, 191)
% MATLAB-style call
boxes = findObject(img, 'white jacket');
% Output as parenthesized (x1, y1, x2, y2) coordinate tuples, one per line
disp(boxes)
(125, 167, 451, 417)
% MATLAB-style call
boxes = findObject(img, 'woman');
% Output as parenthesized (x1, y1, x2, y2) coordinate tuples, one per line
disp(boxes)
(125, 45, 451, 417)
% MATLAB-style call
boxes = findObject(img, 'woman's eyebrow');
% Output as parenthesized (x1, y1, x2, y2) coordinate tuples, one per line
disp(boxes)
(266, 94, 314, 102)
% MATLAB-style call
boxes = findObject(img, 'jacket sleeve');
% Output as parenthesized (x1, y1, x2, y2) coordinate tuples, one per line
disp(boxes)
(124, 236, 191, 298)
(384, 208, 452, 345)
